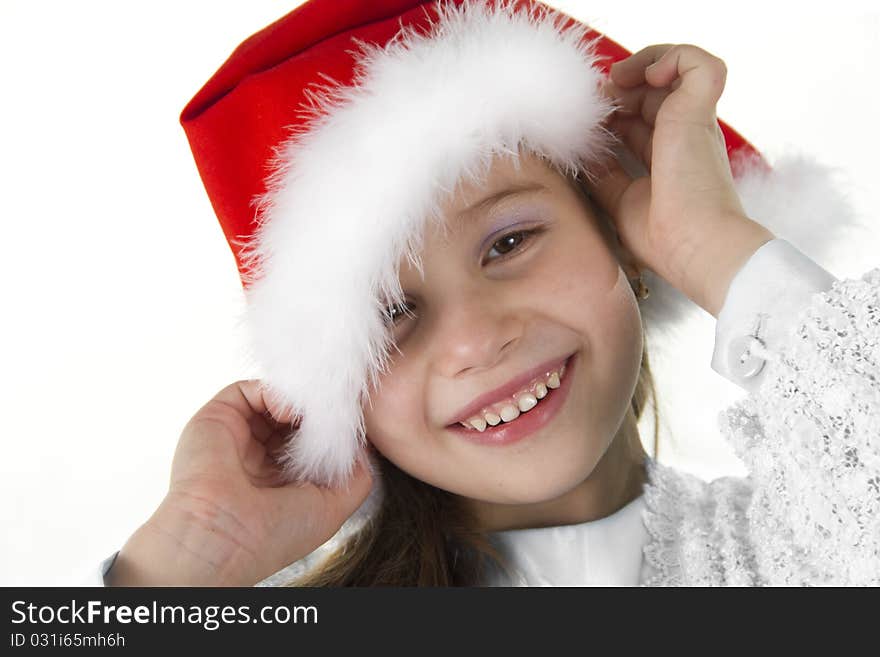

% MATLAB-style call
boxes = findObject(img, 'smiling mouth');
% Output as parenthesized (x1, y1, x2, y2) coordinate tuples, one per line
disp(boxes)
(447, 353, 572, 432)
(444, 351, 578, 446)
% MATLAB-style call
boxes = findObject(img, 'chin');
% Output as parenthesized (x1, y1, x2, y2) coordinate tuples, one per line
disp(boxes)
(467, 439, 605, 505)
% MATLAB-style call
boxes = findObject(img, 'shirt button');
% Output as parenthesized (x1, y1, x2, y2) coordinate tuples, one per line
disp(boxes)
(729, 334, 766, 378)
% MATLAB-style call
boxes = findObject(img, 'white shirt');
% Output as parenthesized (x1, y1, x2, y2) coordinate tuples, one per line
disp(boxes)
(484, 491, 651, 587)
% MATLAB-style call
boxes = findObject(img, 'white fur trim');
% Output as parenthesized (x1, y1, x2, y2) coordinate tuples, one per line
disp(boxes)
(239, 0, 617, 487)
(238, 0, 863, 489)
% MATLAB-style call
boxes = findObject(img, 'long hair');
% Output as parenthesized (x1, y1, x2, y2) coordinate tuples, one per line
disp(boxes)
(282, 166, 661, 587)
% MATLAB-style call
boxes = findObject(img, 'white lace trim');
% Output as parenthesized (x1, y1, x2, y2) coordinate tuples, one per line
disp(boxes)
(641, 269, 880, 586)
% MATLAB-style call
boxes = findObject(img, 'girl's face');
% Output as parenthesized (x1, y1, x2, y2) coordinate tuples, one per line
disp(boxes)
(362, 150, 645, 525)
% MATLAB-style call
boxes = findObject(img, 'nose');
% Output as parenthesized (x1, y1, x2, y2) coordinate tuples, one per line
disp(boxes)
(432, 284, 522, 379)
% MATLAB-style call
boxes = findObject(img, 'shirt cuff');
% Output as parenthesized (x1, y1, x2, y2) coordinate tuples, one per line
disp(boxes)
(79, 550, 120, 587)
(710, 238, 838, 393)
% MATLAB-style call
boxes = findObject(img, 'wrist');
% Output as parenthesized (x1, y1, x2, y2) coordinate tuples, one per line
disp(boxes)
(680, 217, 775, 317)
(107, 497, 258, 587)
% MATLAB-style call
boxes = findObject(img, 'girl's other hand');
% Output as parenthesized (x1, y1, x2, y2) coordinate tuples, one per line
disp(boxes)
(106, 380, 374, 586)
(589, 44, 775, 316)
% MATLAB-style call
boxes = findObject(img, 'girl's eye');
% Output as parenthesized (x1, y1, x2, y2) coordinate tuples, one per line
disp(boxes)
(384, 301, 415, 326)
(483, 227, 543, 264)
(383, 227, 544, 326)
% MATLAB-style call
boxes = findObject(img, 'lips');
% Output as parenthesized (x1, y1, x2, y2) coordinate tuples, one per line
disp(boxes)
(446, 350, 578, 446)
(444, 351, 574, 428)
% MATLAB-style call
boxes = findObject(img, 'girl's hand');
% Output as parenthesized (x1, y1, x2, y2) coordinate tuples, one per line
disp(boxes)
(106, 380, 374, 586)
(589, 44, 775, 316)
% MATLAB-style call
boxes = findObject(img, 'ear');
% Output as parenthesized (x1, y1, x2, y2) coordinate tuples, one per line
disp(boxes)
(565, 172, 639, 279)
(613, 234, 641, 281)
(568, 168, 642, 283)
(591, 195, 640, 280)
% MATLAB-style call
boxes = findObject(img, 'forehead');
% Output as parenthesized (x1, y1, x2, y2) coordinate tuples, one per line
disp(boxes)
(439, 150, 565, 237)
(393, 149, 590, 286)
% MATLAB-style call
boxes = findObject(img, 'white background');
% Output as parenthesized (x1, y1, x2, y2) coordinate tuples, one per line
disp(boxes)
(1, 0, 878, 585)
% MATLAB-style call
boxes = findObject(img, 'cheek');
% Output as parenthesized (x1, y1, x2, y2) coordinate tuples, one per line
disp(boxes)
(541, 231, 643, 426)
(538, 225, 623, 320)
(594, 267, 643, 381)
(362, 369, 425, 456)
(582, 268, 644, 442)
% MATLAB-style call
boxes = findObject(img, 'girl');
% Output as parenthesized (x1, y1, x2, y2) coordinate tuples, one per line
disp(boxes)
(95, 0, 878, 586)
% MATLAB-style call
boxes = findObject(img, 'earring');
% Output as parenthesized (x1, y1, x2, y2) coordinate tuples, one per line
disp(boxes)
(631, 272, 650, 301)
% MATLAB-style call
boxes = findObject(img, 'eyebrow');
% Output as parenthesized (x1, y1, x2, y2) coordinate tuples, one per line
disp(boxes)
(450, 181, 550, 231)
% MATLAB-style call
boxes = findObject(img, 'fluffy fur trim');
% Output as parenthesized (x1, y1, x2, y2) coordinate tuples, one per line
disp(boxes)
(239, 0, 864, 489)
(240, 0, 617, 488)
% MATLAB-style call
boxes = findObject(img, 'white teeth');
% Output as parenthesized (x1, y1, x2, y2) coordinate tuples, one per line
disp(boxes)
(468, 416, 487, 432)
(455, 357, 571, 430)
(517, 393, 538, 412)
(499, 404, 520, 422)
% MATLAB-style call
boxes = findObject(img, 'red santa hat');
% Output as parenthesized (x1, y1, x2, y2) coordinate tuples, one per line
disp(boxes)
(181, 0, 858, 488)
